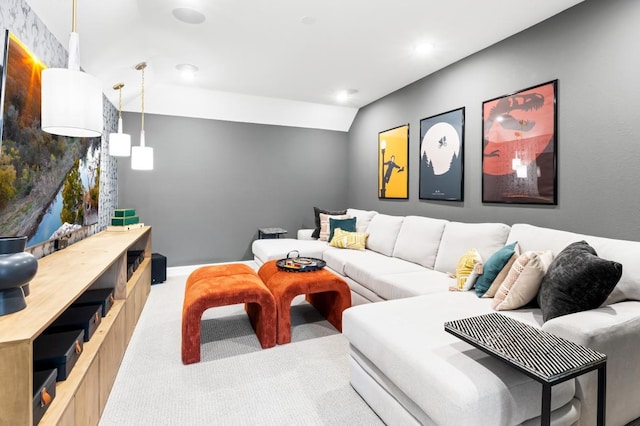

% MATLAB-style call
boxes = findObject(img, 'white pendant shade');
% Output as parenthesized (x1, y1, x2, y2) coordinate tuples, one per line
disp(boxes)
(131, 130, 153, 170)
(41, 30, 102, 138)
(109, 117, 131, 156)
(41, 67, 103, 137)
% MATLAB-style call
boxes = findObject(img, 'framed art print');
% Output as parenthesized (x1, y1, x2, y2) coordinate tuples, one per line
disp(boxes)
(378, 124, 409, 199)
(419, 107, 464, 201)
(482, 80, 557, 204)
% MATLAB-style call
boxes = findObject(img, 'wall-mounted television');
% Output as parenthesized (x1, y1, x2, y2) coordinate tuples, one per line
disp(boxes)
(0, 30, 101, 249)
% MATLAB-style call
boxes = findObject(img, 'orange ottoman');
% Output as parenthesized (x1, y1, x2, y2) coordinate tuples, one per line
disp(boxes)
(181, 263, 276, 364)
(258, 260, 352, 344)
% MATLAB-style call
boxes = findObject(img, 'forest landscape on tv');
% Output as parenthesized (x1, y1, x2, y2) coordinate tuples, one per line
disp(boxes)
(0, 31, 100, 248)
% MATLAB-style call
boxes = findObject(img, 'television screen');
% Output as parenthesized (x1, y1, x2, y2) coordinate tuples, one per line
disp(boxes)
(0, 31, 100, 248)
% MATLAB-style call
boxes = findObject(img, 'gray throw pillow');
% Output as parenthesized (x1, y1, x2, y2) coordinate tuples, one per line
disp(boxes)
(537, 240, 622, 322)
(312, 207, 346, 239)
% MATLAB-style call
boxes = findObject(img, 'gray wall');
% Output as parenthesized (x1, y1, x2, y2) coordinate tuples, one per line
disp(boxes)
(120, 0, 640, 267)
(117, 113, 349, 266)
(348, 0, 640, 241)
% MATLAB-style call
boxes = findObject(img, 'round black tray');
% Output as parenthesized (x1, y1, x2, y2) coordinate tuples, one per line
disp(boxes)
(275, 256, 326, 272)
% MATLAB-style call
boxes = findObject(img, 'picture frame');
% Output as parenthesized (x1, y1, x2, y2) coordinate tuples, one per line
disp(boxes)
(482, 80, 558, 204)
(419, 107, 465, 201)
(378, 124, 409, 199)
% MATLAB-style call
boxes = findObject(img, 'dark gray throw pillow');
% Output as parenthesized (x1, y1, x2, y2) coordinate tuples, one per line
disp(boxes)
(312, 207, 347, 239)
(538, 240, 622, 322)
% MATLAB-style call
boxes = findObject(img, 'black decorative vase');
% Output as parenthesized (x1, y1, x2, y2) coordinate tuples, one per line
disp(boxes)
(0, 236, 38, 316)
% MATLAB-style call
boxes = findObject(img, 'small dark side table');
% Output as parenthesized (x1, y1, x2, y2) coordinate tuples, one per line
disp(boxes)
(258, 227, 288, 239)
(445, 312, 607, 426)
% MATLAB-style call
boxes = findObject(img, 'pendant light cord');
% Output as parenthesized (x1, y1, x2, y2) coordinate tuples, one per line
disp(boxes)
(141, 65, 145, 131)
(112, 82, 125, 120)
(71, 0, 77, 32)
(135, 62, 147, 132)
(118, 86, 123, 119)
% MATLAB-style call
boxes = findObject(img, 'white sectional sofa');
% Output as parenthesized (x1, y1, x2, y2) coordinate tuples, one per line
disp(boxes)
(251, 208, 640, 425)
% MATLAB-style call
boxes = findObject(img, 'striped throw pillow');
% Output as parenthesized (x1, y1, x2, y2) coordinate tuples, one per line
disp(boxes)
(329, 228, 368, 250)
(319, 213, 350, 241)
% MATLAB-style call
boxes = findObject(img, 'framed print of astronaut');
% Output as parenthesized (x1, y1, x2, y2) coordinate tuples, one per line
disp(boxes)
(419, 107, 465, 201)
(482, 80, 558, 204)
(378, 124, 409, 199)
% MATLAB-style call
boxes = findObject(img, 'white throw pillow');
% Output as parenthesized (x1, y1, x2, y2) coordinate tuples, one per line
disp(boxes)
(393, 216, 448, 269)
(346, 208, 378, 233)
(434, 222, 511, 274)
(493, 250, 554, 310)
(365, 214, 404, 256)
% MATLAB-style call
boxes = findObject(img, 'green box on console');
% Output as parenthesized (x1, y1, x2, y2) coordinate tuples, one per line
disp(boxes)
(114, 208, 136, 217)
(111, 216, 139, 226)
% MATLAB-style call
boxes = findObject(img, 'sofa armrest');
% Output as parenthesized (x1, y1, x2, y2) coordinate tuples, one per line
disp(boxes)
(541, 301, 640, 357)
(542, 301, 640, 425)
(297, 229, 316, 240)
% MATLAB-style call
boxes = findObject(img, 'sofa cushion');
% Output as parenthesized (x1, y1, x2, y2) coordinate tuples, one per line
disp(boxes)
(509, 224, 640, 304)
(366, 214, 404, 256)
(312, 207, 346, 238)
(343, 293, 574, 425)
(538, 241, 622, 321)
(392, 215, 448, 269)
(347, 208, 378, 233)
(329, 217, 356, 242)
(343, 254, 424, 298)
(475, 242, 519, 297)
(493, 251, 554, 311)
(368, 270, 454, 300)
(322, 246, 369, 275)
(434, 222, 511, 274)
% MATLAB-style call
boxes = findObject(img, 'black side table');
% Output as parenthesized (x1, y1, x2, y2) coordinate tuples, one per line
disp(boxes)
(445, 313, 607, 426)
(258, 227, 288, 239)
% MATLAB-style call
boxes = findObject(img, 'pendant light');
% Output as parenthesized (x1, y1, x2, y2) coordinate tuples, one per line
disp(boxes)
(41, 0, 103, 138)
(108, 83, 131, 156)
(131, 62, 153, 170)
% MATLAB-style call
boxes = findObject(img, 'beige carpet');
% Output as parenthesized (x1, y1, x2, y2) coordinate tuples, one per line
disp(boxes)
(99, 264, 383, 425)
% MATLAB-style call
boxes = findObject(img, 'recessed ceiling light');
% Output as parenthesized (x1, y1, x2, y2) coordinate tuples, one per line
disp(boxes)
(414, 42, 435, 56)
(172, 8, 206, 24)
(301, 16, 317, 25)
(337, 89, 358, 103)
(176, 63, 199, 80)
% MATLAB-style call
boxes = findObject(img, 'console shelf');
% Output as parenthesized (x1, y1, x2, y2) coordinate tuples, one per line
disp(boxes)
(0, 226, 152, 426)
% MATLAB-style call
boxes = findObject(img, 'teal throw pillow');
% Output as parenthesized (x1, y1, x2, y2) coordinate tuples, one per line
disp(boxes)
(312, 207, 346, 238)
(329, 217, 356, 242)
(475, 242, 518, 297)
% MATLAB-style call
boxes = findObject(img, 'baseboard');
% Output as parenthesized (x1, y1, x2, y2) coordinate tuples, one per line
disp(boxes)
(167, 260, 257, 277)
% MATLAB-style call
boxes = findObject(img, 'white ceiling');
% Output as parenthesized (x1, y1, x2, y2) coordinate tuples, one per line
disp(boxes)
(26, 0, 584, 131)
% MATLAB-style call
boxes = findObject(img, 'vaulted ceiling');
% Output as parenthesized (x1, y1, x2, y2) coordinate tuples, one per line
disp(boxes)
(26, 0, 584, 130)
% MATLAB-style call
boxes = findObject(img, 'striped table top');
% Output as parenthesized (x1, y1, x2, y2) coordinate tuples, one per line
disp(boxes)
(445, 313, 607, 384)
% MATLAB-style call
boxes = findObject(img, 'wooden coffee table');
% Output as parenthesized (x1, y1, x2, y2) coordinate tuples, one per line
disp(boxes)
(258, 260, 351, 344)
